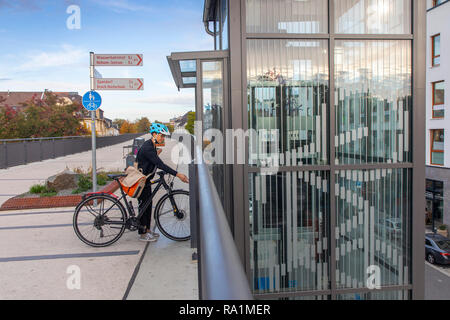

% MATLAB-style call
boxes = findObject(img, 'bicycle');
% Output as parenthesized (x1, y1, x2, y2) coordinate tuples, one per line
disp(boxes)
(73, 171, 190, 247)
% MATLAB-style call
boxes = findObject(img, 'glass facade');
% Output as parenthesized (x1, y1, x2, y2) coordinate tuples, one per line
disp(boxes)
(335, 40, 412, 164)
(249, 171, 330, 293)
(247, 39, 329, 167)
(335, 169, 412, 289)
(246, 0, 328, 34)
(202, 61, 225, 203)
(334, 0, 411, 34)
(245, 0, 415, 300)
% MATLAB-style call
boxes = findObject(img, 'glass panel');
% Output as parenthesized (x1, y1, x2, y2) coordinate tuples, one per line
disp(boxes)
(202, 61, 225, 203)
(433, 35, 441, 57)
(434, 82, 445, 105)
(335, 169, 412, 290)
(432, 152, 444, 166)
(249, 171, 330, 294)
(247, 39, 329, 167)
(221, 0, 229, 50)
(246, 0, 328, 34)
(182, 77, 196, 85)
(432, 130, 444, 151)
(334, 0, 412, 34)
(337, 290, 410, 300)
(179, 60, 196, 73)
(334, 40, 412, 164)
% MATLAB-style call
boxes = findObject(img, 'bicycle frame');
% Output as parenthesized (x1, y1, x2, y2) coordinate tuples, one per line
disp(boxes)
(117, 173, 181, 221)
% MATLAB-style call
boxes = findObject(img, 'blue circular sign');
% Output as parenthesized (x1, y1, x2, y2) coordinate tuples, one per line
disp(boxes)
(82, 91, 102, 111)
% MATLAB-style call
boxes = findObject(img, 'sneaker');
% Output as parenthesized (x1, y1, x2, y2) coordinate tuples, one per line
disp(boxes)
(150, 231, 160, 238)
(139, 233, 157, 242)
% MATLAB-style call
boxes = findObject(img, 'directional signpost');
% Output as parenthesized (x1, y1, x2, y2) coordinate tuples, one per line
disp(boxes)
(93, 54, 143, 67)
(89, 52, 144, 195)
(94, 78, 144, 91)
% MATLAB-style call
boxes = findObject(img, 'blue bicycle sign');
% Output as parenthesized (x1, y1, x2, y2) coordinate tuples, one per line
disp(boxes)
(82, 91, 102, 111)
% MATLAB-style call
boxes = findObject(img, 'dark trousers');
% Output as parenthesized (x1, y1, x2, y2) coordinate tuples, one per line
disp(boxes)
(138, 180, 152, 235)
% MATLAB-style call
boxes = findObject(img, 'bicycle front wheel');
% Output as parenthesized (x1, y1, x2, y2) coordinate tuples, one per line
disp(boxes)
(154, 190, 190, 241)
(73, 194, 127, 247)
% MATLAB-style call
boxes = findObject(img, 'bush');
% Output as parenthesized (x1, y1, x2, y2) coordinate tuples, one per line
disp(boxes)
(97, 173, 107, 186)
(78, 175, 93, 192)
(439, 224, 448, 231)
(29, 184, 57, 197)
(30, 184, 46, 194)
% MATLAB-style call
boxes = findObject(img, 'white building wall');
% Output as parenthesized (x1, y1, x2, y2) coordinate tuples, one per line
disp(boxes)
(426, 0, 450, 167)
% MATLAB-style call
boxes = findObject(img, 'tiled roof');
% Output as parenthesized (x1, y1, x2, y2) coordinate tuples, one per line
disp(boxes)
(0, 91, 81, 108)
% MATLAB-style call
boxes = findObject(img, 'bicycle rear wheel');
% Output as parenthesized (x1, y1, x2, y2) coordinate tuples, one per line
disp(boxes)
(73, 194, 127, 247)
(154, 190, 190, 241)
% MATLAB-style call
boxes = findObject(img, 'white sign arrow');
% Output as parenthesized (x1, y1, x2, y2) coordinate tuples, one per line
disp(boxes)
(94, 78, 144, 91)
(93, 54, 143, 67)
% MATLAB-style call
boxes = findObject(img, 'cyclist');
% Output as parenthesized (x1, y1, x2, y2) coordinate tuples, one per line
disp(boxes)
(136, 123, 189, 242)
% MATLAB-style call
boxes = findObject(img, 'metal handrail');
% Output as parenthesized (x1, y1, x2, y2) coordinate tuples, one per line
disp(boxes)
(0, 133, 141, 143)
(195, 146, 253, 300)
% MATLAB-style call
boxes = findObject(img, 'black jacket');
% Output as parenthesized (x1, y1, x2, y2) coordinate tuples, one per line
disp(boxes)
(136, 139, 178, 177)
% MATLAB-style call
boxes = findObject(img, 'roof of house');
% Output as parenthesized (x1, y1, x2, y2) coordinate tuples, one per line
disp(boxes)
(0, 91, 81, 108)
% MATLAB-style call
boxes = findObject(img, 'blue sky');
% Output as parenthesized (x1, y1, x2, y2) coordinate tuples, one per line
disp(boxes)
(0, 0, 212, 122)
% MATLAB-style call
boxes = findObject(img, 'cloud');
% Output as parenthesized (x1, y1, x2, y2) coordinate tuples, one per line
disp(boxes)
(134, 92, 195, 106)
(92, 0, 154, 13)
(0, 78, 12, 81)
(0, 78, 87, 93)
(0, 0, 41, 10)
(15, 44, 86, 72)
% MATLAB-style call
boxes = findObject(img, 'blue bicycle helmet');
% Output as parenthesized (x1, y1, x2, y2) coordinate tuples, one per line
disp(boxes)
(149, 123, 170, 136)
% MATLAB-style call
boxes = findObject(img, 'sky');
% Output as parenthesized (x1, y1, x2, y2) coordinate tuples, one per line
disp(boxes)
(0, 0, 212, 122)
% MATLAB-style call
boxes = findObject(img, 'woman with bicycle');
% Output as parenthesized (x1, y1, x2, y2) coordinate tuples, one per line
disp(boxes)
(135, 123, 189, 242)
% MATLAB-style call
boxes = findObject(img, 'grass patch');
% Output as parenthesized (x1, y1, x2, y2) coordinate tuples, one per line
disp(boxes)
(29, 184, 57, 197)
(30, 184, 47, 194)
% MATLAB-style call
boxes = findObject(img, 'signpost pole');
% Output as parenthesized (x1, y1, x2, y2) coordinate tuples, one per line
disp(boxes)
(90, 52, 97, 195)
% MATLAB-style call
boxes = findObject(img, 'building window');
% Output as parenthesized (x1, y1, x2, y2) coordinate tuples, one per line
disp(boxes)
(432, 81, 445, 118)
(426, 179, 444, 228)
(431, 129, 445, 166)
(432, 34, 440, 67)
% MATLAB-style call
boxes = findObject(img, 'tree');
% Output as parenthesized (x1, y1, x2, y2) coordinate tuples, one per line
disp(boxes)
(136, 117, 151, 133)
(0, 92, 88, 139)
(113, 119, 126, 131)
(119, 120, 138, 134)
(185, 112, 195, 135)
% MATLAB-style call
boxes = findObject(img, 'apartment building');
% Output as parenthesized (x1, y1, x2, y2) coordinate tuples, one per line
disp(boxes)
(426, 0, 450, 230)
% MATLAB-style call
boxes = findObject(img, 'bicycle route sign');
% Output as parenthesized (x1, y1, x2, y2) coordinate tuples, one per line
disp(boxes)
(82, 91, 102, 111)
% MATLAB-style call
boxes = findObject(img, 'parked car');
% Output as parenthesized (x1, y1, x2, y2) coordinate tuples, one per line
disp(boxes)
(375, 217, 403, 239)
(425, 233, 450, 265)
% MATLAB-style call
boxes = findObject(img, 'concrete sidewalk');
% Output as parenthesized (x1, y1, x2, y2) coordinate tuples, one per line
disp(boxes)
(126, 138, 198, 300)
(0, 134, 151, 207)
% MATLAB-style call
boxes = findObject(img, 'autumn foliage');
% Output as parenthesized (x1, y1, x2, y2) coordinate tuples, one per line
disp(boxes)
(0, 92, 89, 139)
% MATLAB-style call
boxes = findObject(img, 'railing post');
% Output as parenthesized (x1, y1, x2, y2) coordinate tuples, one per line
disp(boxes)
(23, 140, 27, 165)
(39, 139, 43, 161)
(2, 141, 7, 169)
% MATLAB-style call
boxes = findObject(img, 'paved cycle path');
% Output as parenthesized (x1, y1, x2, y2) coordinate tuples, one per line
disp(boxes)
(0, 134, 152, 207)
(0, 137, 197, 299)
